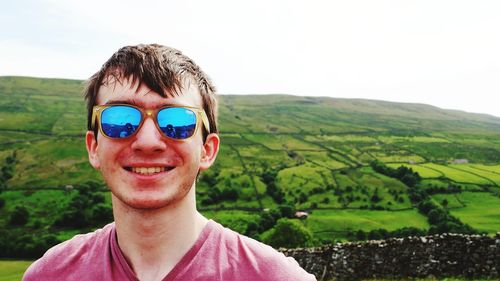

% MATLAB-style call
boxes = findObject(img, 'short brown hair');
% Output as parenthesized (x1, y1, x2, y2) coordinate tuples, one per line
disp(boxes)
(84, 44, 218, 139)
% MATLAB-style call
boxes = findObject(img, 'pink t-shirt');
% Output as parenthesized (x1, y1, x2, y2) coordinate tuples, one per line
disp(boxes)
(23, 220, 316, 281)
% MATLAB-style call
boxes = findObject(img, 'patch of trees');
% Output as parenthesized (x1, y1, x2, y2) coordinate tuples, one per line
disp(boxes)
(387, 189, 406, 204)
(0, 151, 16, 192)
(9, 205, 30, 226)
(425, 183, 462, 194)
(0, 152, 17, 210)
(261, 218, 314, 248)
(0, 228, 60, 259)
(296, 192, 308, 204)
(261, 169, 285, 204)
(370, 160, 421, 187)
(286, 150, 305, 165)
(349, 227, 426, 241)
(53, 181, 112, 228)
(371, 187, 382, 203)
(244, 204, 297, 239)
(358, 205, 387, 210)
(243, 204, 315, 248)
(201, 186, 240, 205)
(199, 170, 243, 205)
(308, 186, 325, 196)
(417, 199, 478, 235)
(370, 161, 479, 236)
(198, 169, 219, 187)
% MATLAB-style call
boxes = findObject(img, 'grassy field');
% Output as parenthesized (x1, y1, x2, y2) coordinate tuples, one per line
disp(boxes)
(0, 260, 32, 281)
(445, 192, 500, 234)
(0, 190, 74, 226)
(372, 152, 426, 163)
(449, 164, 500, 185)
(306, 209, 429, 241)
(1, 76, 500, 261)
(467, 164, 500, 173)
(387, 163, 443, 178)
(421, 163, 493, 185)
(304, 134, 378, 143)
(431, 194, 464, 209)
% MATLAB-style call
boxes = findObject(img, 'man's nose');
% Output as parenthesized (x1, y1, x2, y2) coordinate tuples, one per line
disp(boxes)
(130, 117, 167, 153)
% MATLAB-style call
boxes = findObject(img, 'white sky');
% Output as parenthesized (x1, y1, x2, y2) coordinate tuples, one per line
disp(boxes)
(1, 0, 499, 117)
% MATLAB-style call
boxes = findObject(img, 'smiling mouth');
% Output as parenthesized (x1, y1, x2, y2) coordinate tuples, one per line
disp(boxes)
(124, 166, 174, 175)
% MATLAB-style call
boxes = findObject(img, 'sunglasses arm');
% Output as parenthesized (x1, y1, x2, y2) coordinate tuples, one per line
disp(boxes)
(91, 107, 101, 130)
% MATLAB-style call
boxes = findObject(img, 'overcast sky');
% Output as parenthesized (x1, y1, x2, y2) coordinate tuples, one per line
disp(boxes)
(1, 0, 499, 117)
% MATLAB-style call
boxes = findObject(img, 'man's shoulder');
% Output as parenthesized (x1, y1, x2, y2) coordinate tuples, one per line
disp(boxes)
(23, 223, 115, 281)
(209, 221, 317, 280)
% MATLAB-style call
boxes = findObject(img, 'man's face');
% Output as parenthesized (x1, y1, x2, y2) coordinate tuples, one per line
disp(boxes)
(86, 78, 218, 210)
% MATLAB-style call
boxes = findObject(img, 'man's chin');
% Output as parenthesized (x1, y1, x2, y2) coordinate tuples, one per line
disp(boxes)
(108, 181, 195, 211)
(109, 192, 174, 210)
(122, 197, 176, 210)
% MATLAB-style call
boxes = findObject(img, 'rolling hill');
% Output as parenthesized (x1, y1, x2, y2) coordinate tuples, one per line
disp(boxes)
(0, 76, 499, 258)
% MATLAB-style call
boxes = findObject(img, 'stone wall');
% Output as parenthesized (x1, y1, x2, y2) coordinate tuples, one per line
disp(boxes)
(282, 233, 500, 280)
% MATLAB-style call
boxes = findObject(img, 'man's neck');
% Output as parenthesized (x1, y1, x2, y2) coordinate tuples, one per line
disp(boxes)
(112, 188, 208, 281)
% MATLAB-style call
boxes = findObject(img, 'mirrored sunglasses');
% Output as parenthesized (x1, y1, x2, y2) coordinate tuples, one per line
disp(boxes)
(91, 104, 210, 140)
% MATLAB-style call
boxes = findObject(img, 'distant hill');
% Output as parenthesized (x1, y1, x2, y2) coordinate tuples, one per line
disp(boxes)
(219, 94, 500, 135)
(1, 76, 499, 136)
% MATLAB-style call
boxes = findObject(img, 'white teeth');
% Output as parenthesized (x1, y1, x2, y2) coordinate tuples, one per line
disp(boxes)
(131, 167, 166, 175)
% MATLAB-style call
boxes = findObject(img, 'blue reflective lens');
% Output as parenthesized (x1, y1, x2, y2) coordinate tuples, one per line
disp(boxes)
(157, 107, 197, 139)
(101, 106, 141, 138)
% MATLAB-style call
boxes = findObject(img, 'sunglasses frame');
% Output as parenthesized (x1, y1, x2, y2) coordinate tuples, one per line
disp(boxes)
(91, 104, 210, 141)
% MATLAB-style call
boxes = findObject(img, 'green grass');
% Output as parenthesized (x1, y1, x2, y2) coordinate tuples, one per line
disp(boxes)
(306, 209, 429, 241)
(6, 138, 101, 189)
(373, 152, 426, 163)
(235, 145, 294, 172)
(302, 151, 348, 170)
(201, 210, 260, 234)
(219, 133, 254, 145)
(344, 167, 412, 209)
(0, 190, 73, 226)
(468, 164, 500, 173)
(387, 163, 443, 178)
(446, 192, 500, 234)
(304, 134, 378, 143)
(431, 194, 464, 208)
(420, 179, 450, 189)
(378, 135, 451, 144)
(0, 131, 49, 145)
(277, 164, 328, 193)
(241, 134, 322, 150)
(449, 164, 500, 185)
(422, 163, 492, 184)
(0, 260, 33, 281)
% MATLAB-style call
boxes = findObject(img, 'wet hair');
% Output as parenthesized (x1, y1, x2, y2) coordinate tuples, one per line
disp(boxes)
(84, 44, 218, 139)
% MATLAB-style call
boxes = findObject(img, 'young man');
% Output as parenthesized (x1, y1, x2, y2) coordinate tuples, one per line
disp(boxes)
(23, 44, 316, 281)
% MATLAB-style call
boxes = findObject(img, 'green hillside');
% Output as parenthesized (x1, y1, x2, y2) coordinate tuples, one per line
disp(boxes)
(1, 76, 499, 259)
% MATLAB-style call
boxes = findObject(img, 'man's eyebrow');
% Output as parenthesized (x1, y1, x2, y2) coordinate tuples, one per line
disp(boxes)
(104, 100, 140, 106)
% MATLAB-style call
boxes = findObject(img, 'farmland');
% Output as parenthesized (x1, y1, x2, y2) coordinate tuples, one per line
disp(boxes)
(306, 209, 429, 241)
(0, 76, 499, 260)
(0, 260, 33, 281)
(432, 192, 500, 234)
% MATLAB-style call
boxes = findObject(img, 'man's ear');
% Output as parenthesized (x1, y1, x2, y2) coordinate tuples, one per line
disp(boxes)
(199, 133, 220, 171)
(86, 131, 101, 169)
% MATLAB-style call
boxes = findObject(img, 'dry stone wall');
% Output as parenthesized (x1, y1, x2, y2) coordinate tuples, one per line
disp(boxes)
(282, 233, 500, 280)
